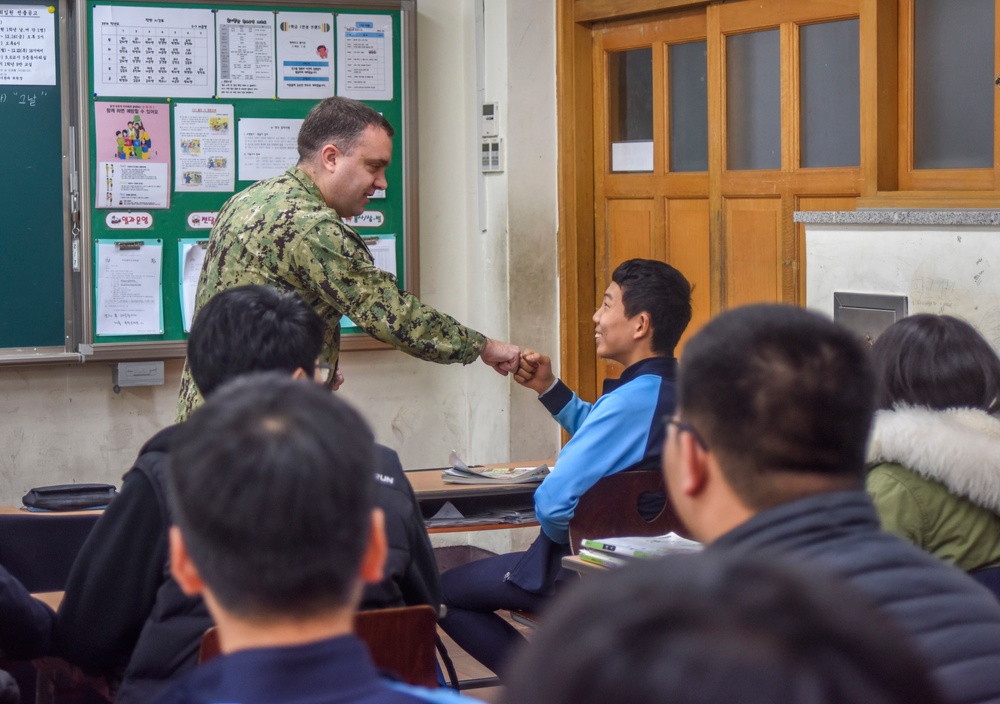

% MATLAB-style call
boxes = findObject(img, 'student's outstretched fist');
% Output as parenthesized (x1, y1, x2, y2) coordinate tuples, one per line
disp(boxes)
(515, 349, 555, 394)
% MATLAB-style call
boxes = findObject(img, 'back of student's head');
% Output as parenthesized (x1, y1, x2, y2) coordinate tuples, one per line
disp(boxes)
(871, 313, 1000, 414)
(612, 259, 692, 355)
(168, 374, 376, 619)
(188, 285, 324, 398)
(678, 304, 875, 509)
(501, 552, 943, 704)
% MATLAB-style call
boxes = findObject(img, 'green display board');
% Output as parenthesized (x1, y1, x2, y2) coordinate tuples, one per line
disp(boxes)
(85, 0, 406, 348)
(0, 1, 65, 350)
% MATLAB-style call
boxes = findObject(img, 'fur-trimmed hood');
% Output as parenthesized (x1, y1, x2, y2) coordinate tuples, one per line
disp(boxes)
(867, 406, 1000, 514)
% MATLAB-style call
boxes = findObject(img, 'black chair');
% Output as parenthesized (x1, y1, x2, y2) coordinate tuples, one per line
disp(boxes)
(970, 566, 1000, 601)
(0, 512, 99, 592)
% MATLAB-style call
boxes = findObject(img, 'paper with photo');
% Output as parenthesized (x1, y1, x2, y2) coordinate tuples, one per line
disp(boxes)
(216, 10, 275, 99)
(0, 5, 56, 85)
(237, 117, 302, 182)
(336, 14, 393, 101)
(92, 4, 213, 98)
(95, 101, 170, 209)
(174, 103, 234, 192)
(178, 239, 208, 332)
(95, 239, 163, 336)
(276, 11, 334, 100)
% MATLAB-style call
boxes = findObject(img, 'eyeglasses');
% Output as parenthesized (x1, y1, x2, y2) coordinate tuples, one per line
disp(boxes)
(664, 416, 708, 450)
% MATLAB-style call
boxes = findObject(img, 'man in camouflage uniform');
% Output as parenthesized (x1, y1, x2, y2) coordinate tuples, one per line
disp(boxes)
(176, 97, 519, 419)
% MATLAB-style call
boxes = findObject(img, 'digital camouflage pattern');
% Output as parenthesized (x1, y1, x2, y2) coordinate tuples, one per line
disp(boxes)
(175, 167, 486, 420)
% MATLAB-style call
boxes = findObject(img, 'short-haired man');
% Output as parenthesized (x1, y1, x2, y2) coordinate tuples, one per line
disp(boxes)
(152, 376, 473, 704)
(439, 258, 692, 675)
(663, 304, 1000, 704)
(176, 96, 518, 419)
(55, 286, 442, 703)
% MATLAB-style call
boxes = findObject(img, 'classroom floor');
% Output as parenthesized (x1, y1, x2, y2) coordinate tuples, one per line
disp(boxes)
(438, 614, 534, 703)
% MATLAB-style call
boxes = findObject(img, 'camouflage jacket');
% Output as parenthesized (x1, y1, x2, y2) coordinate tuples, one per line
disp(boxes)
(175, 167, 486, 420)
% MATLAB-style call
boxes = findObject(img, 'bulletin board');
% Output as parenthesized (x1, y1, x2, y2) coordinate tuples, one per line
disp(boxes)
(78, 0, 413, 359)
(0, 0, 72, 360)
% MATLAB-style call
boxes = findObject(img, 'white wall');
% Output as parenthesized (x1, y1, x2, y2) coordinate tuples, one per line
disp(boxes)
(806, 224, 1000, 347)
(0, 0, 560, 512)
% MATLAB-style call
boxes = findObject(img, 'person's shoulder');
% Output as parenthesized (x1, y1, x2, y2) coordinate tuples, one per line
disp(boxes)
(384, 682, 483, 704)
(372, 445, 410, 495)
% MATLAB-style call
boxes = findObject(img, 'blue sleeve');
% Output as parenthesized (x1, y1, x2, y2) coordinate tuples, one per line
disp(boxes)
(538, 379, 594, 435)
(386, 681, 482, 703)
(533, 380, 659, 544)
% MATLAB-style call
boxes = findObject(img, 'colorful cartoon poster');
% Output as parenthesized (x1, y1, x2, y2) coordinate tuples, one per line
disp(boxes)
(92, 4, 213, 99)
(95, 101, 170, 209)
(237, 117, 302, 182)
(336, 14, 393, 101)
(174, 103, 235, 192)
(0, 5, 57, 86)
(216, 10, 275, 99)
(276, 11, 334, 100)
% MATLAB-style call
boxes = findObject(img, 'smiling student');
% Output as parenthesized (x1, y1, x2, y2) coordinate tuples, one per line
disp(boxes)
(438, 258, 692, 676)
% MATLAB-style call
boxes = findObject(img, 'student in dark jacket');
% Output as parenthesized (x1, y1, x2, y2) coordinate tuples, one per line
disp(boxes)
(661, 304, 1000, 704)
(54, 285, 441, 703)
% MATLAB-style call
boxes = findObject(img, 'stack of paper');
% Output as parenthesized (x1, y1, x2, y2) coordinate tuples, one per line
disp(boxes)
(442, 451, 549, 485)
(578, 532, 702, 568)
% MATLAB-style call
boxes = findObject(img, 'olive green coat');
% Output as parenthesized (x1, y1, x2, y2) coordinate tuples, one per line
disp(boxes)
(866, 406, 1000, 572)
(176, 168, 486, 420)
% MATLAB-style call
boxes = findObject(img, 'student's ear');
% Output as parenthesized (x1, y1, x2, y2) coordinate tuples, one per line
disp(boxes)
(677, 432, 710, 498)
(632, 311, 652, 341)
(359, 508, 388, 585)
(169, 526, 206, 597)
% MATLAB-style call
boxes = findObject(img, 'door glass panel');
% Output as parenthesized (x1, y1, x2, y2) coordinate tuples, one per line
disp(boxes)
(726, 29, 780, 170)
(800, 19, 860, 168)
(609, 47, 653, 172)
(669, 41, 708, 172)
(913, 0, 994, 169)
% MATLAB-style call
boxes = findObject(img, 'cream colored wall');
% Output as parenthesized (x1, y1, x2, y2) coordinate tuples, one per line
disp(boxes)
(0, 0, 559, 513)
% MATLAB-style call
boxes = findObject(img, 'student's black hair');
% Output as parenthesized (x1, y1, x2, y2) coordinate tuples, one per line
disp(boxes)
(187, 285, 324, 398)
(677, 304, 875, 508)
(611, 259, 692, 355)
(501, 552, 944, 704)
(871, 314, 1000, 414)
(168, 374, 376, 618)
(297, 96, 395, 162)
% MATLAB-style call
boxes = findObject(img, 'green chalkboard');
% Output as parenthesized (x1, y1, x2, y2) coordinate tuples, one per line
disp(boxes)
(85, 1, 407, 348)
(0, 2, 65, 350)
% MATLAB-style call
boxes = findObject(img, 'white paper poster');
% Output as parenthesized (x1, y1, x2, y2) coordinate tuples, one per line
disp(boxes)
(178, 239, 208, 332)
(95, 239, 163, 336)
(216, 10, 275, 99)
(92, 4, 213, 98)
(174, 103, 235, 192)
(276, 11, 334, 99)
(336, 14, 393, 101)
(0, 5, 56, 86)
(238, 117, 302, 182)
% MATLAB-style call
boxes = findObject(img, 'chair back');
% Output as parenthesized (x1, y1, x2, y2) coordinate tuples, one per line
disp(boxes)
(970, 566, 1000, 602)
(199, 605, 439, 688)
(0, 512, 99, 592)
(568, 469, 687, 554)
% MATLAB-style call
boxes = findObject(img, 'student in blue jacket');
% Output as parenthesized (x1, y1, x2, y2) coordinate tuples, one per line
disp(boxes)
(439, 258, 692, 676)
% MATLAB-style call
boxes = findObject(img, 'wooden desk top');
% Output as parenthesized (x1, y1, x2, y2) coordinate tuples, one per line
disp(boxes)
(0, 506, 104, 517)
(405, 461, 551, 501)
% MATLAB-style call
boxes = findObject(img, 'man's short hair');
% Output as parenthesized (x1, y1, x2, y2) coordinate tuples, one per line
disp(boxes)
(678, 304, 875, 508)
(501, 552, 943, 704)
(297, 96, 395, 162)
(612, 259, 692, 355)
(168, 374, 376, 619)
(188, 285, 324, 398)
(872, 313, 1000, 414)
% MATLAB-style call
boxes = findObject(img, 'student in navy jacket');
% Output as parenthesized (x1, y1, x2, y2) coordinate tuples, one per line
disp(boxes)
(151, 376, 473, 704)
(439, 259, 692, 675)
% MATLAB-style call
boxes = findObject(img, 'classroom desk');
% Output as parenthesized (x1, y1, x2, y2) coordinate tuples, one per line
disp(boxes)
(0, 507, 102, 593)
(406, 461, 549, 533)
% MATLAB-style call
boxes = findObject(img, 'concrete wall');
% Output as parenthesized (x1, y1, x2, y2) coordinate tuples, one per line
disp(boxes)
(0, 0, 559, 517)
